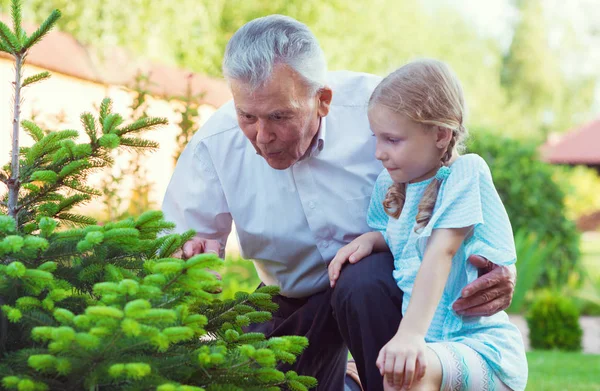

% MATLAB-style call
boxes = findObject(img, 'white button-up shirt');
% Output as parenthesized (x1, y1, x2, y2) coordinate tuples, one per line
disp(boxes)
(162, 71, 383, 298)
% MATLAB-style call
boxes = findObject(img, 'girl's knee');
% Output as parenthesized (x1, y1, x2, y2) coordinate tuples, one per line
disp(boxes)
(381, 348, 442, 391)
(410, 348, 443, 391)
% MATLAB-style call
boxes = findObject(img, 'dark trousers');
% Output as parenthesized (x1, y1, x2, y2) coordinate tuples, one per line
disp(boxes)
(247, 252, 402, 391)
(246, 285, 348, 390)
(332, 252, 404, 391)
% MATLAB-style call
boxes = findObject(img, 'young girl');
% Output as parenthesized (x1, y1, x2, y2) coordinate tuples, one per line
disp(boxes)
(328, 59, 528, 391)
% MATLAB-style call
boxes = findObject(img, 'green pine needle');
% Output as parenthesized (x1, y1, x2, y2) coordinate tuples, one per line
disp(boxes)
(21, 120, 45, 142)
(117, 117, 168, 136)
(22, 72, 51, 87)
(80, 113, 97, 142)
(119, 137, 159, 150)
(99, 98, 113, 126)
(11, 0, 23, 46)
(56, 213, 96, 226)
(0, 39, 12, 54)
(0, 20, 20, 52)
(23, 9, 61, 50)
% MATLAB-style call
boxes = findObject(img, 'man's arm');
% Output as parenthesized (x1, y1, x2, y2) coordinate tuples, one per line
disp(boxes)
(452, 255, 516, 316)
(162, 140, 233, 260)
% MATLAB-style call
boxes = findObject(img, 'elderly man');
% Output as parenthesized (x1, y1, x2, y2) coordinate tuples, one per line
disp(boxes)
(162, 15, 516, 391)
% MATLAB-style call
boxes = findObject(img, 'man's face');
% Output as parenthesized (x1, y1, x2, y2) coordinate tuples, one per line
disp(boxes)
(230, 64, 332, 170)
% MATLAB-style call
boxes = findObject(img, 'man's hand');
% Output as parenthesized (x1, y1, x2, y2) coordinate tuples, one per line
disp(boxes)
(177, 236, 221, 259)
(452, 255, 516, 317)
(174, 236, 223, 285)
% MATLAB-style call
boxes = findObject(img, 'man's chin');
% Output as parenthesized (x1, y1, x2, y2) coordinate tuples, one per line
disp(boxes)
(266, 159, 294, 170)
(263, 154, 296, 170)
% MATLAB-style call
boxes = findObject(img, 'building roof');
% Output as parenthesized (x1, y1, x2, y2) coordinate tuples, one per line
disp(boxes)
(0, 15, 231, 107)
(541, 119, 600, 165)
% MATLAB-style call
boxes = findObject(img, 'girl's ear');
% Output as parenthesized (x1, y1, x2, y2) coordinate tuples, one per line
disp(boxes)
(435, 126, 453, 149)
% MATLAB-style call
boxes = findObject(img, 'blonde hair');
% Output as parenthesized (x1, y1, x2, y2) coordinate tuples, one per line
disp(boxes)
(370, 59, 468, 231)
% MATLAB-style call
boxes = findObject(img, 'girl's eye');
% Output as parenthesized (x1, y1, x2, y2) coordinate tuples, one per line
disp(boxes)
(387, 138, 400, 144)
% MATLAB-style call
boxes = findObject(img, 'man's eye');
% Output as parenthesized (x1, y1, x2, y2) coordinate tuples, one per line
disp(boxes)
(388, 138, 400, 144)
(271, 115, 285, 121)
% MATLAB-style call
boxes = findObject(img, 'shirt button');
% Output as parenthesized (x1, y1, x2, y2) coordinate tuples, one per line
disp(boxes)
(308, 201, 316, 209)
(321, 241, 329, 248)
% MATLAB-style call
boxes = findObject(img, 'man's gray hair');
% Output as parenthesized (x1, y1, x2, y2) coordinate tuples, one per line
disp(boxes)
(222, 15, 327, 94)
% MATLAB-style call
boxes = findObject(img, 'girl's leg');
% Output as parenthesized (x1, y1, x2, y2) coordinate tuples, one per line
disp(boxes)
(426, 342, 513, 391)
(382, 347, 442, 391)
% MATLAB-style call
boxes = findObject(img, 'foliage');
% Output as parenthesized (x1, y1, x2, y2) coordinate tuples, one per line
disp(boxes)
(552, 165, 600, 224)
(508, 229, 559, 313)
(0, 2, 316, 390)
(220, 256, 261, 301)
(526, 291, 583, 351)
(501, 0, 595, 137)
(468, 130, 580, 288)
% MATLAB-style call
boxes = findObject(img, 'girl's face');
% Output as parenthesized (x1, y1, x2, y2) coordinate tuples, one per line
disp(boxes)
(369, 105, 448, 184)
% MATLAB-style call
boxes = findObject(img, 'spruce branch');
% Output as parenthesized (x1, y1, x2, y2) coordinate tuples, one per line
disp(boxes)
(0, 39, 13, 54)
(23, 9, 61, 50)
(11, 0, 23, 47)
(21, 120, 44, 142)
(116, 117, 168, 136)
(22, 72, 51, 87)
(0, 21, 20, 53)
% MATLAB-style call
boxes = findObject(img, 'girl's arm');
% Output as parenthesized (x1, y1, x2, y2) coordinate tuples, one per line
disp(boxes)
(399, 226, 471, 335)
(377, 226, 470, 389)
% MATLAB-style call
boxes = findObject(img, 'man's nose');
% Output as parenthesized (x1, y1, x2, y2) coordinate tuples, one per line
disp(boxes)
(256, 120, 274, 144)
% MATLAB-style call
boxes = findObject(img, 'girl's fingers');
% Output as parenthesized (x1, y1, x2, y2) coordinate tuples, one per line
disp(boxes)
(402, 354, 416, 389)
(349, 245, 369, 263)
(384, 355, 396, 387)
(416, 351, 427, 380)
(376, 348, 386, 376)
(393, 356, 406, 389)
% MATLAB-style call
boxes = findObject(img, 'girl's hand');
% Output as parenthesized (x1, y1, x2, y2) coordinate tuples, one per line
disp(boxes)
(328, 233, 376, 287)
(377, 331, 427, 390)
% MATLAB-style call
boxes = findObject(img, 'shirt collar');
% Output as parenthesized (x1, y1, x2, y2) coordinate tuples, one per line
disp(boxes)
(304, 116, 326, 160)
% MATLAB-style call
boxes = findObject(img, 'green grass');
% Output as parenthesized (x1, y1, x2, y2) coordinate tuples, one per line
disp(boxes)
(526, 351, 600, 390)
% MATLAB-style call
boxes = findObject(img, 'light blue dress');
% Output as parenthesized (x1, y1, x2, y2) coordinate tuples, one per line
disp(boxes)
(367, 154, 528, 391)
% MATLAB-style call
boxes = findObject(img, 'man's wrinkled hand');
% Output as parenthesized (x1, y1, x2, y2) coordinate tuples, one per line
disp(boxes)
(452, 255, 516, 317)
(173, 236, 223, 289)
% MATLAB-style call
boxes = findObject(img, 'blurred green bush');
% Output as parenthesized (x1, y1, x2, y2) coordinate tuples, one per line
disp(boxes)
(527, 291, 583, 351)
(468, 130, 580, 288)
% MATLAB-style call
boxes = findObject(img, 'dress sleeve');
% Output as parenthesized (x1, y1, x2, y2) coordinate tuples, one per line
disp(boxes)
(161, 139, 233, 253)
(367, 170, 393, 245)
(415, 154, 516, 266)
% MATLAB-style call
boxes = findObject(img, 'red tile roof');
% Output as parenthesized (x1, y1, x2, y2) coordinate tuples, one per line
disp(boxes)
(541, 119, 600, 165)
(0, 15, 231, 107)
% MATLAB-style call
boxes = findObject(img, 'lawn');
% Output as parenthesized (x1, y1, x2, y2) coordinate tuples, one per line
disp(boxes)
(526, 351, 600, 390)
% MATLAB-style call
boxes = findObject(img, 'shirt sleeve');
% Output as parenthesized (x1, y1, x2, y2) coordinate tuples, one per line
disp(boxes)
(161, 139, 233, 252)
(415, 154, 516, 266)
(367, 170, 393, 245)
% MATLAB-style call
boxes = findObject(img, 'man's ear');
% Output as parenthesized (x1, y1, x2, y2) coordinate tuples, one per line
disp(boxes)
(317, 87, 333, 117)
(436, 126, 453, 149)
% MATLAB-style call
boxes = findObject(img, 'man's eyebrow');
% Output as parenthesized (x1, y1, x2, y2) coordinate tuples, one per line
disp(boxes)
(235, 108, 251, 115)
(270, 110, 294, 116)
